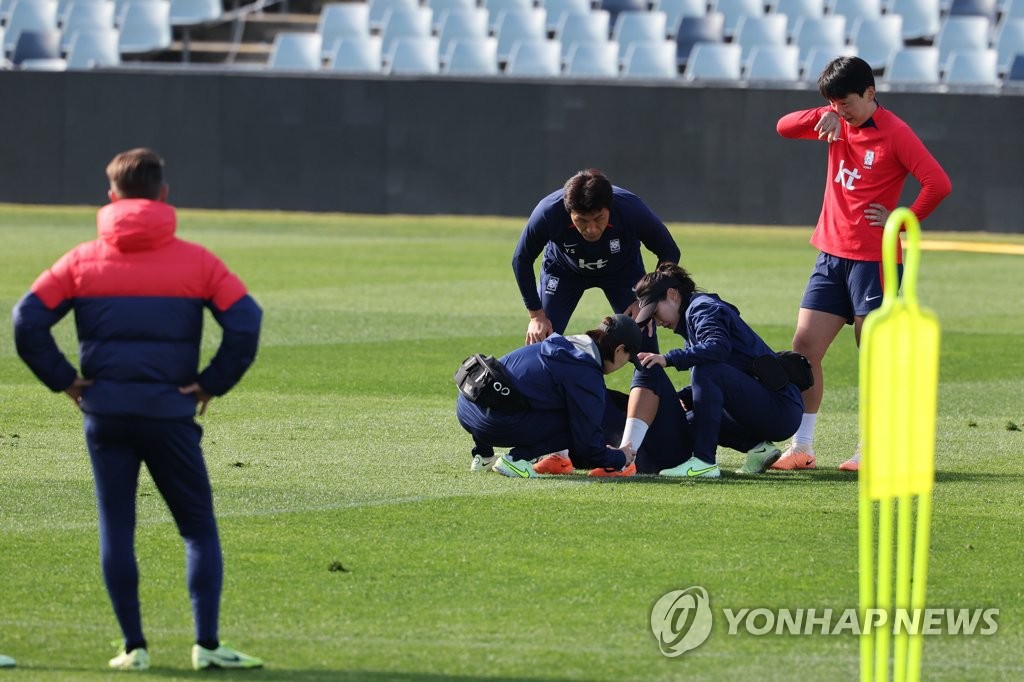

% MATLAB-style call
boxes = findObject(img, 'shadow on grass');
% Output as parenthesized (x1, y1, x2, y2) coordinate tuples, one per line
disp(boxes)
(546, 469, 1023, 486)
(29, 667, 564, 681)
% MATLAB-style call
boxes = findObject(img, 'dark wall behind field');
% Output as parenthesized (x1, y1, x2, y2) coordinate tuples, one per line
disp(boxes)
(1, 70, 1020, 232)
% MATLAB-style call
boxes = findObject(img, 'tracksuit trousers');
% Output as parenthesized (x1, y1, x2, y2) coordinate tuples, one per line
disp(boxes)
(83, 414, 222, 650)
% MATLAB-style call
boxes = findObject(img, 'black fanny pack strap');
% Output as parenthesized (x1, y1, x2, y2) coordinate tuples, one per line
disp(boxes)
(454, 354, 530, 411)
(750, 351, 814, 392)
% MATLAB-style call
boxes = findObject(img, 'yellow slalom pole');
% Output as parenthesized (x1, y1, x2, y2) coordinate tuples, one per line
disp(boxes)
(874, 496, 894, 682)
(858, 207, 940, 682)
(907, 492, 933, 682)
(859, 489, 875, 681)
(893, 494, 913, 682)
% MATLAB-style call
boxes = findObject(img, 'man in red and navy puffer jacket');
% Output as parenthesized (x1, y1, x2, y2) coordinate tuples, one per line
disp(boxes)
(12, 148, 263, 672)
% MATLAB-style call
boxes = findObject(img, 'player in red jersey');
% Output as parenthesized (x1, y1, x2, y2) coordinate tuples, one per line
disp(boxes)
(774, 56, 951, 472)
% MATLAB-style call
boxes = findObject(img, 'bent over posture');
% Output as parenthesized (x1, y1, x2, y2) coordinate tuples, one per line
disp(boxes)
(13, 149, 263, 672)
(636, 264, 804, 478)
(457, 314, 652, 477)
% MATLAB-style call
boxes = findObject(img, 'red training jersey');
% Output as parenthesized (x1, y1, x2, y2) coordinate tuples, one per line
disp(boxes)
(777, 104, 951, 261)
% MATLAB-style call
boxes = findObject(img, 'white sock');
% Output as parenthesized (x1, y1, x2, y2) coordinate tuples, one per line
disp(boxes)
(792, 413, 817, 452)
(553, 449, 568, 458)
(620, 418, 649, 450)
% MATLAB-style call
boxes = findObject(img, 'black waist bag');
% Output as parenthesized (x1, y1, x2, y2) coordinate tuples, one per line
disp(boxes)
(454, 354, 530, 412)
(750, 351, 814, 392)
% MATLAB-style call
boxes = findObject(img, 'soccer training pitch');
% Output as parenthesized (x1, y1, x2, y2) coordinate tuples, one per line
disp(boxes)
(1, 204, 1022, 681)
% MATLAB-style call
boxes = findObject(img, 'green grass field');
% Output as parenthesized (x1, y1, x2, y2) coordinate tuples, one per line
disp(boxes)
(1, 204, 1022, 681)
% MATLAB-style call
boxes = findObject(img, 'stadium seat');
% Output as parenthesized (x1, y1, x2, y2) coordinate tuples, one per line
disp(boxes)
(683, 40, 742, 78)
(556, 10, 610, 60)
(438, 7, 489, 56)
(266, 31, 322, 70)
(565, 38, 620, 74)
(428, 0, 476, 29)
(885, 0, 939, 41)
(710, 0, 764, 37)
(11, 28, 64, 68)
(801, 45, 857, 80)
(612, 10, 668, 63)
(596, 0, 648, 27)
(745, 43, 800, 78)
(1007, 52, 1024, 80)
(386, 35, 440, 73)
(849, 15, 902, 70)
(935, 16, 992, 65)
(656, 0, 708, 39)
(770, 0, 823, 38)
(60, 0, 115, 52)
(943, 47, 998, 83)
(65, 26, 120, 67)
(484, 0, 534, 30)
(541, 0, 592, 33)
(327, 35, 383, 72)
(495, 7, 548, 61)
(504, 37, 562, 74)
(828, 0, 881, 38)
(733, 13, 788, 62)
(380, 6, 434, 57)
(675, 12, 724, 66)
(368, 0, 418, 31)
(994, 17, 1024, 73)
(441, 35, 499, 73)
(1002, 0, 1024, 19)
(948, 0, 997, 23)
(792, 15, 846, 62)
(884, 45, 939, 82)
(117, 0, 171, 54)
(621, 39, 678, 76)
(2, 0, 59, 55)
(318, 3, 371, 59)
(168, 0, 220, 26)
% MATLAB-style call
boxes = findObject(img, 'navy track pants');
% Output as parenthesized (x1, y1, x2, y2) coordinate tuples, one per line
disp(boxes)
(83, 414, 222, 648)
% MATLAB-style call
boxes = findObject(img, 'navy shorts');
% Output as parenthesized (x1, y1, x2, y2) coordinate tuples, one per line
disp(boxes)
(800, 252, 903, 324)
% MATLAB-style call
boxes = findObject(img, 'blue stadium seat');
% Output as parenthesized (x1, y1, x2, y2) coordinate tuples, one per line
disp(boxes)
(683, 40, 741, 78)
(442, 36, 500, 74)
(675, 11, 724, 66)
(327, 35, 383, 72)
(65, 26, 121, 68)
(621, 39, 678, 76)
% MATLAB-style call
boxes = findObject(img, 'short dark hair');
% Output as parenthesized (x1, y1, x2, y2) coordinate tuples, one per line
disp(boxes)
(563, 169, 613, 215)
(818, 56, 875, 101)
(106, 148, 165, 200)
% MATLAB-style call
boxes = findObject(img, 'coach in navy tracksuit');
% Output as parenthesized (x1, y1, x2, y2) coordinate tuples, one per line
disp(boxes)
(456, 314, 692, 475)
(12, 149, 262, 671)
(511, 169, 681, 463)
(635, 264, 804, 478)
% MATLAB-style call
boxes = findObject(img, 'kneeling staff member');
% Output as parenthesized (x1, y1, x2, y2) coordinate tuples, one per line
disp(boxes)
(456, 314, 642, 478)
(635, 264, 807, 478)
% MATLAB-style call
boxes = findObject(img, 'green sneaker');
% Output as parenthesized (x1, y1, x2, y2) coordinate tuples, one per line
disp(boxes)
(109, 647, 149, 671)
(737, 441, 782, 474)
(659, 456, 720, 479)
(492, 454, 538, 478)
(192, 643, 263, 670)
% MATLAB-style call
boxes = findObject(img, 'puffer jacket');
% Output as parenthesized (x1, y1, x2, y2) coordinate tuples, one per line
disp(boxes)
(12, 199, 261, 418)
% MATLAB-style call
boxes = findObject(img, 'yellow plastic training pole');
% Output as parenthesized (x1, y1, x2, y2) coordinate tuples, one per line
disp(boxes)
(858, 208, 940, 682)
